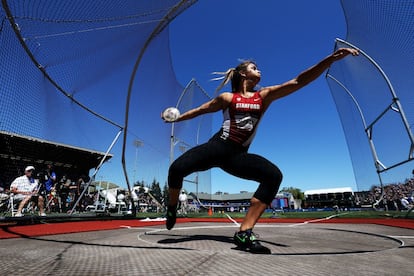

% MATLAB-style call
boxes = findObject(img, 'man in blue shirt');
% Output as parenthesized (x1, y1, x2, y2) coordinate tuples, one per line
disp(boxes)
(44, 164, 57, 194)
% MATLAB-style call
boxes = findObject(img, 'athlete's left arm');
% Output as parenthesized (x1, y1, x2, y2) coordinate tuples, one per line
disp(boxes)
(174, 92, 232, 122)
(260, 48, 358, 108)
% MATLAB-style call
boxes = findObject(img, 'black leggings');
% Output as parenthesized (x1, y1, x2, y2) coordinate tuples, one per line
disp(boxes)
(168, 134, 283, 205)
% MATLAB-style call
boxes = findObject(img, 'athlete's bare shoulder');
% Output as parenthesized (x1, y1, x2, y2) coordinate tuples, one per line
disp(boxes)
(217, 92, 233, 103)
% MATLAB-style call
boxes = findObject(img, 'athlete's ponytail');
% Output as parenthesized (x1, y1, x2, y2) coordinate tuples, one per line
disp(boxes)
(211, 60, 255, 96)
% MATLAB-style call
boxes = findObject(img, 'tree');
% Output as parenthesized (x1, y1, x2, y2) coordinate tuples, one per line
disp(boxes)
(134, 180, 144, 187)
(150, 178, 162, 204)
(280, 186, 305, 200)
(162, 183, 169, 207)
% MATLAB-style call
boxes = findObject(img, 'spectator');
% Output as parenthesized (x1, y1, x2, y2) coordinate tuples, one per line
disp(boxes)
(68, 181, 79, 211)
(369, 177, 414, 209)
(78, 177, 88, 195)
(10, 166, 46, 217)
(178, 190, 188, 216)
(401, 197, 412, 210)
(42, 164, 57, 212)
(0, 175, 7, 193)
(58, 176, 70, 212)
(44, 164, 57, 195)
(76, 177, 87, 211)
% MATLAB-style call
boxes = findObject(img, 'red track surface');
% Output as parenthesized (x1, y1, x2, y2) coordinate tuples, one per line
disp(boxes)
(1, 217, 413, 239)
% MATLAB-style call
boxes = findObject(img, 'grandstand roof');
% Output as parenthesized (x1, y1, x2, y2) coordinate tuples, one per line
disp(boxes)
(197, 192, 254, 201)
(0, 131, 112, 167)
(304, 187, 354, 196)
(196, 191, 293, 201)
(0, 131, 112, 183)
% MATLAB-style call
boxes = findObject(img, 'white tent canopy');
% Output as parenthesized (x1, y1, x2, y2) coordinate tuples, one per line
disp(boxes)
(304, 187, 354, 196)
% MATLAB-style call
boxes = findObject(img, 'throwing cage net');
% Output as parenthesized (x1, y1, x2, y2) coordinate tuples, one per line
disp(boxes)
(170, 79, 212, 199)
(0, 0, 215, 217)
(326, 0, 414, 202)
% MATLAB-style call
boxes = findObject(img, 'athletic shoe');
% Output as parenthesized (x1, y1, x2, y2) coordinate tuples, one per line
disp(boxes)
(166, 205, 177, 230)
(14, 212, 23, 217)
(39, 212, 47, 217)
(233, 229, 271, 254)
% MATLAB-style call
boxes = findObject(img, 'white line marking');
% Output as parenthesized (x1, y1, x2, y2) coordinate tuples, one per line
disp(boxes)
(224, 213, 240, 227)
(390, 236, 414, 239)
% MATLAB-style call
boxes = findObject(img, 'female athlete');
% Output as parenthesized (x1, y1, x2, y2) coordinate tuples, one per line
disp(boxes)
(162, 47, 359, 254)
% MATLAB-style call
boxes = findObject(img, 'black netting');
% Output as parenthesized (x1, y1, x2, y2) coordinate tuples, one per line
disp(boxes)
(326, 0, 414, 191)
(0, 0, 213, 215)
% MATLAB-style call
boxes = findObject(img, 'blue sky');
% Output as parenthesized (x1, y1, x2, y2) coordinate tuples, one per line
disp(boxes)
(167, 0, 358, 193)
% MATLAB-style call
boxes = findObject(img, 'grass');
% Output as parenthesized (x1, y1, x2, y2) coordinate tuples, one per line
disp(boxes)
(3, 209, 411, 220)
(136, 210, 414, 220)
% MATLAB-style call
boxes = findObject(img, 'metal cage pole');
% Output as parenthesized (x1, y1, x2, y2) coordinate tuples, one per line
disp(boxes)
(69, 129, 123, 215)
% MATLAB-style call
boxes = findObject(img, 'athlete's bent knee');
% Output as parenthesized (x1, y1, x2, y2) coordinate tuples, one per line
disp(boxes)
(254, 169, 283, 205)
(167, 161, 185, 189)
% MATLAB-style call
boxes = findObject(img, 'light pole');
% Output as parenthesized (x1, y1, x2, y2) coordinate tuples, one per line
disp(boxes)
(133, 139, 143, 185)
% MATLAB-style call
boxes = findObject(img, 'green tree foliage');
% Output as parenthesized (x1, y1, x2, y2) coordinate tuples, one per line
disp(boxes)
(134, 180, 144, 187)
(162, 183, 169, 206)
(150, 178, 162, 204)
(280, 186, 305, 200)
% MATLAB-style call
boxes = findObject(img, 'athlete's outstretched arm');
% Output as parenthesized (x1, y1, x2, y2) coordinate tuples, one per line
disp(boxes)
(260, 48, 359, 107)
(167, 92, 232, 123)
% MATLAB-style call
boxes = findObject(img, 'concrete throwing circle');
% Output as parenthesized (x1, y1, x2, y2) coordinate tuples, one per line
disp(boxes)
(138, 223, 403, 255)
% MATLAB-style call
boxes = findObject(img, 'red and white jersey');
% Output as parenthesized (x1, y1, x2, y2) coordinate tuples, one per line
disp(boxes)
(220, 92, 264, 147)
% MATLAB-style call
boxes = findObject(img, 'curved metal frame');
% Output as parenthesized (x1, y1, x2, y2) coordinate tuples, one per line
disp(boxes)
(326, 38, 414, 209)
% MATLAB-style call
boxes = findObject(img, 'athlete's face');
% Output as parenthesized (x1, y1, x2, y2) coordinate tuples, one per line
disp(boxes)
(244, 63, 261, 84)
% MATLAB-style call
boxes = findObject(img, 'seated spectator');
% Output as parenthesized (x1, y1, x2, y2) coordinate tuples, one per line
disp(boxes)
(57, 176, 70, 212)
(10, 166, 46, 217)
(401, 197, 412, 210)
